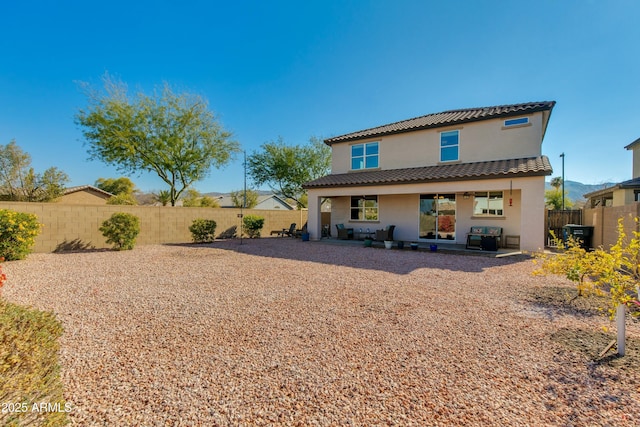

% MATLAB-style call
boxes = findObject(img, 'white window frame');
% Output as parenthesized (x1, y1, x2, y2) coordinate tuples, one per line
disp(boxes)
(351, 141, 379, 170)
(473, 191, 504, 217)
(440, 130, 459, 162)
(350, 195, 379, 221)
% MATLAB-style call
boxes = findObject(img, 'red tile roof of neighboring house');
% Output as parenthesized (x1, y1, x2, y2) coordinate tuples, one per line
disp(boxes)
(324, 101, 556, 145)
(303, 156, 552, 189)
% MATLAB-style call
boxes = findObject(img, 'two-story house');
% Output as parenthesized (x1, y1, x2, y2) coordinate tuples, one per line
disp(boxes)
(304, 101, 555, 252)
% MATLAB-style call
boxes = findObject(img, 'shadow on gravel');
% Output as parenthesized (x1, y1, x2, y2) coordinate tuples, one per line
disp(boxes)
(52, 239, 112, 254)
(171, 238, 531, 275)
(523, 285, 640, 368)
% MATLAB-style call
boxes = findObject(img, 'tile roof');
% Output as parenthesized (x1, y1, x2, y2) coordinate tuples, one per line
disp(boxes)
(304, 156, 552, 189)
(624, 137, 640, 150)
(619, 177, 640, 188)
(64, 185, 114, 197)
(324, 101, 556, 144)
(583, 177, 640, 198)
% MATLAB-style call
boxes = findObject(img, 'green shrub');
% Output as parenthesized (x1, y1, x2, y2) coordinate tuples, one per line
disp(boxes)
(189, 218, 217, 243)
(99, 212, 140, 250)
(243, 215, 265, 238)
(0, 209, 42, 261)
(0, 299, 69, 426)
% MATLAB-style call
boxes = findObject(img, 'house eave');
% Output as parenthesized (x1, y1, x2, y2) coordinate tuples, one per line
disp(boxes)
(324, 101, 556, 146)
(304, 156, 553, 190)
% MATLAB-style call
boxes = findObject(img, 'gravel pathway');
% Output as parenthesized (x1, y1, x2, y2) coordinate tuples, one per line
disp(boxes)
(3, 239, 640, 426)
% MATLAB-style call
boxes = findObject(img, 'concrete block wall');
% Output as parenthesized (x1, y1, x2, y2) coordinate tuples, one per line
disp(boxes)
(0, 202, 308, 253)
(583, 203, 640, 249)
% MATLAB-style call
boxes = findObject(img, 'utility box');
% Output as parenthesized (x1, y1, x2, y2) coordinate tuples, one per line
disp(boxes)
(562, 224, 594, 250)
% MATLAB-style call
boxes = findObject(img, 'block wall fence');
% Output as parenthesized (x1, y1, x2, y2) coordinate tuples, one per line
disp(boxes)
(583, 202, 640, 249)
(0, 202, 309, 253)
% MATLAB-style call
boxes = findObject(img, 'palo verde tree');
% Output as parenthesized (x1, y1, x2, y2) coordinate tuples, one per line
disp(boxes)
(95, 177, 139, 205)
(0, 140, 69, 202)
(247, 136, 330, 208)
(75, 74, 240, 206)
(95, 177, 137, 196)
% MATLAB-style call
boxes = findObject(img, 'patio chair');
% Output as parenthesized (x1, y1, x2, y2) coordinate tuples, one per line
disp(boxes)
(335, 223, 354, 240)
(282, 223, 297, 237)
(376, 225, 395, 242)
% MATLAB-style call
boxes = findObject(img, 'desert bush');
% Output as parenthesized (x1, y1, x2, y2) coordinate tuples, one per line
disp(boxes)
(243, 215, 265, 238)
(189, 218, 217, 243)
(0, 299, 69, 426)
(99, 212, 140, 250)
(0, 209, 42, 261)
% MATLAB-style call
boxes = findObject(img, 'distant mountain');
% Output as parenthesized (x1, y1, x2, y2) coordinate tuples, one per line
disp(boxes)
(545, 180, 615, 203)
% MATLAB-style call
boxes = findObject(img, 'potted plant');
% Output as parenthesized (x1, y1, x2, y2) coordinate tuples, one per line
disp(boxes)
(364, 236, 373, 247)
(384, 240, 393, 249)
(410, 242, 419, 250)
(397, 241, 404, 250)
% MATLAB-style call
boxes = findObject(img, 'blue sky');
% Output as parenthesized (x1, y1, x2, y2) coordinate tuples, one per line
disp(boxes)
(1, 0, 639, 194)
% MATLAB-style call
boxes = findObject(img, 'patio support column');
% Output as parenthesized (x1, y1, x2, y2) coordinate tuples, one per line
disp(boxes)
(307, 190, 322, 241)
(520, 178, 546, 251)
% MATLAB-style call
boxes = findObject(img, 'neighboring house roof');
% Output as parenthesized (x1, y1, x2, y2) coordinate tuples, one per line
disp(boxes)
(324, 101, 556, 145)
(624, 137, 640, 150)
(304, 156, 552, 189)
(218, 194, 295, 209)
(63, 185, 114, 198)
(584, 177, 640, 199)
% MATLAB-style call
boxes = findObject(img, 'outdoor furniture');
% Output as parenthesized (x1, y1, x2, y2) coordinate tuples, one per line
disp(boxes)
(375, 225, 395, 242)
(465, 226, 502, 250)
(271, 223, 297, 237)
(335, 223, 354, 240)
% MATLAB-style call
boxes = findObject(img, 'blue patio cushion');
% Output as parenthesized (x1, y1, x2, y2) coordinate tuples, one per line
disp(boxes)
(337, 224, 345, 230)
(471, 226, 486, 234)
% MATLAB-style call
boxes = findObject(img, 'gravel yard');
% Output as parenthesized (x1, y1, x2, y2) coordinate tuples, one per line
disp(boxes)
(3, 239, 640, 426)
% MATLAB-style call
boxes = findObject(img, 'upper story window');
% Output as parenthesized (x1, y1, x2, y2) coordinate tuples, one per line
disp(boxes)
(504, 117, 529, 127)
(440, 130, 459, 162)
(351, 142, 379, 170)
(473, 191, 504, 216)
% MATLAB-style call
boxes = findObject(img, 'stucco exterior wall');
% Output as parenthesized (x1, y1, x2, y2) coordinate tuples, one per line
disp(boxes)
(58, 190, 111, 205)
(631, 145, 640, 179)
(330, 112, 545, 174)
(308, 175, 545, 251)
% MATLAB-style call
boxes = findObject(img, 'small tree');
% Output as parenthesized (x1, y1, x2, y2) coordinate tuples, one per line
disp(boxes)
(181, 189, 219, 207)
(107, 193, 138, 205)
(99, 212, 140, 250)
(0, 141, 69, 202)
(534, 218, 640, 355)
(247, 136, 330, 208)
(95, 177, 137, 196)
(230, 189, 258, 208)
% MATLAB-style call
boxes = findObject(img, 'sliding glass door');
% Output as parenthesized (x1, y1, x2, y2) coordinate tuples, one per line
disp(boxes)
(419, 194, 456, 241)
